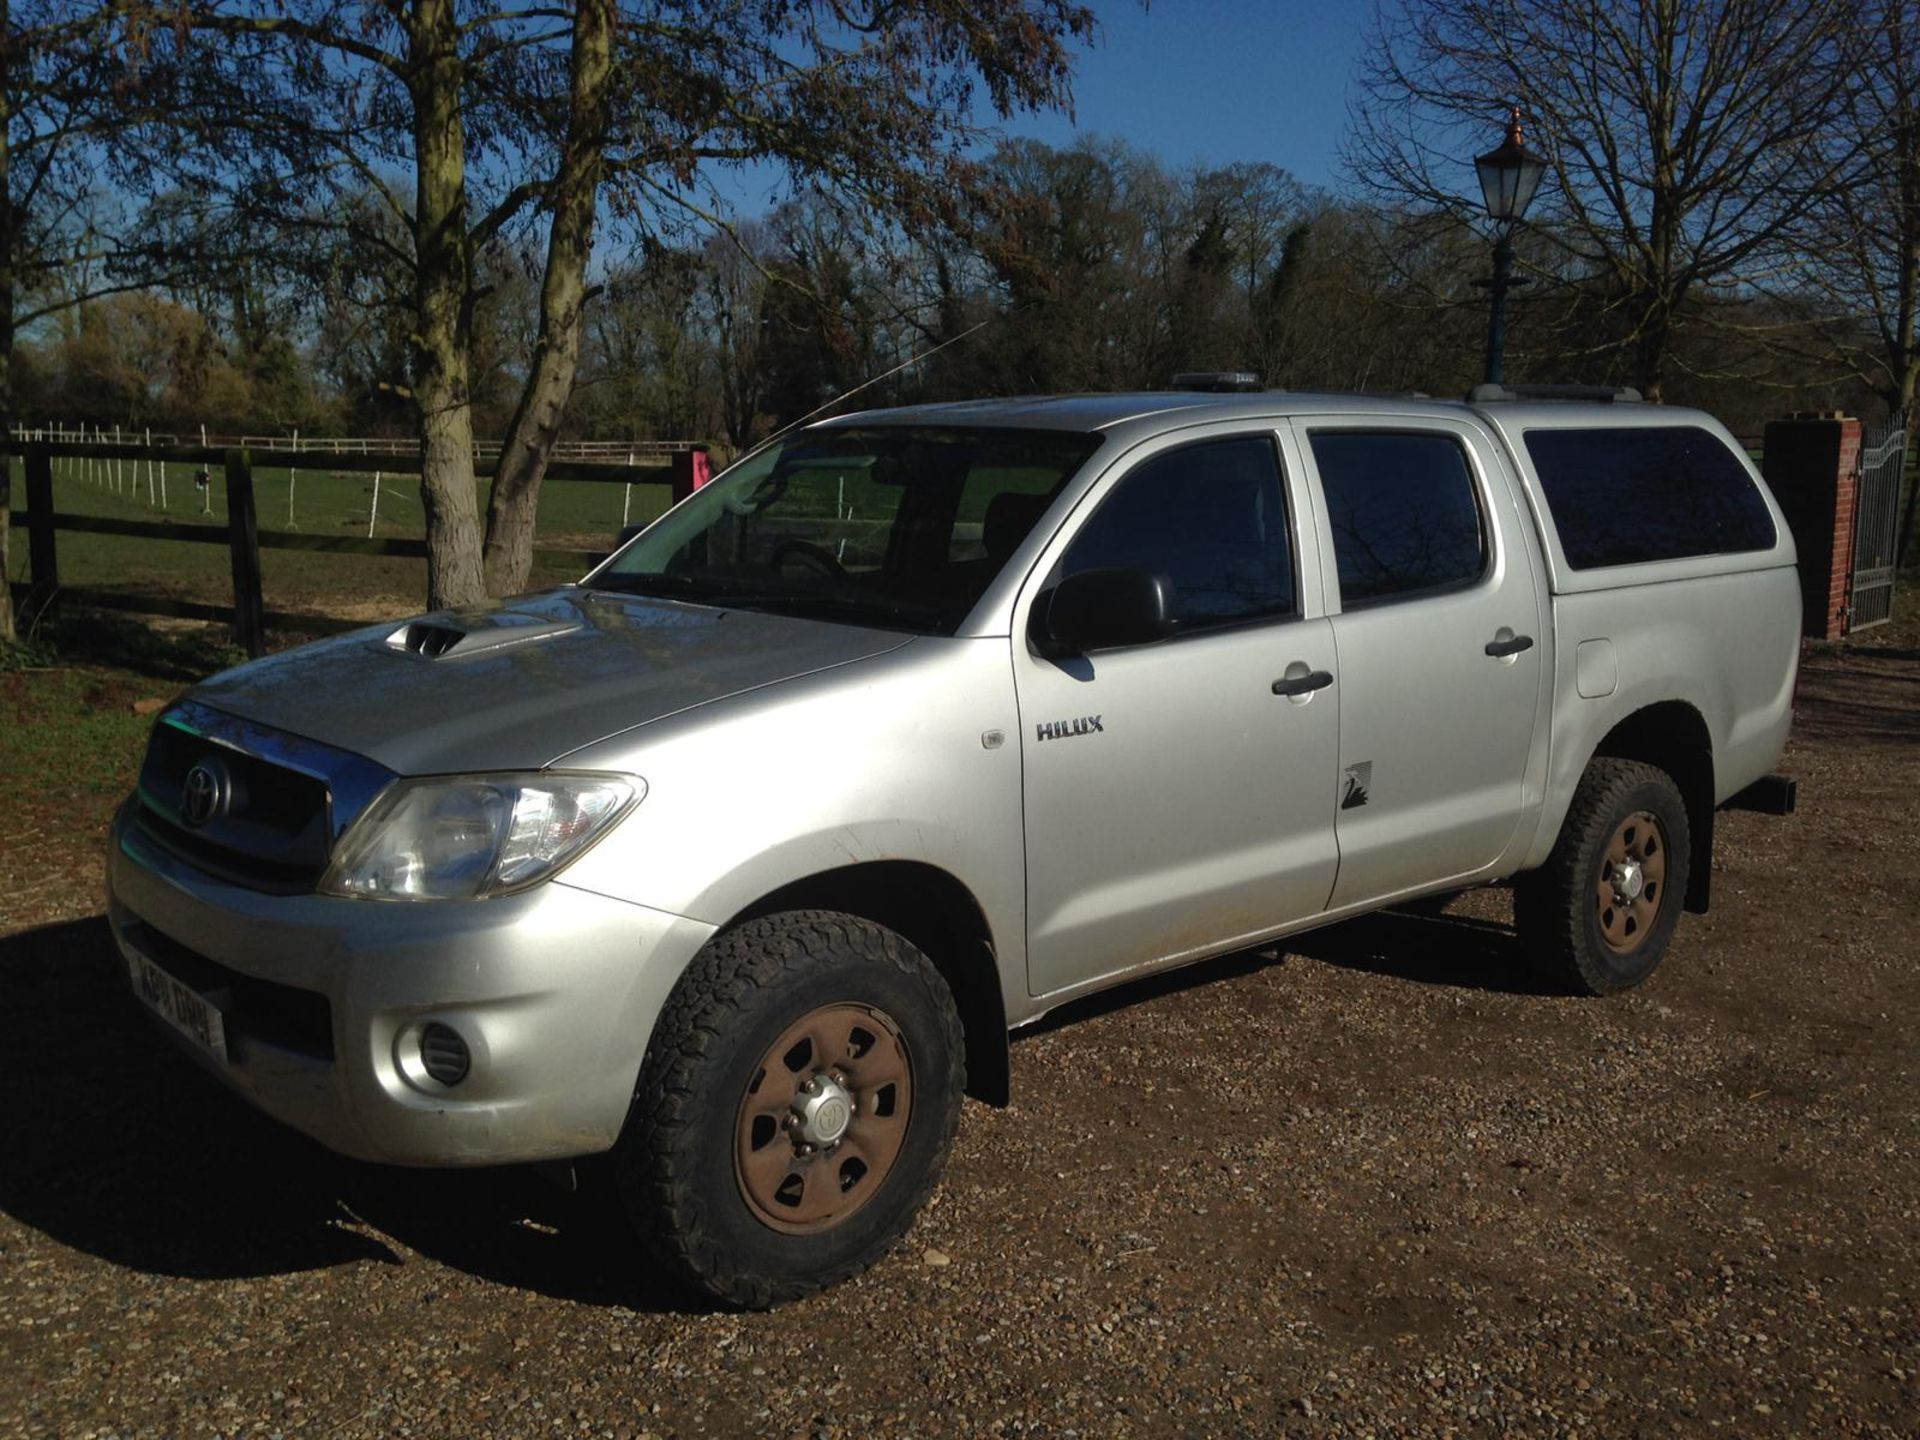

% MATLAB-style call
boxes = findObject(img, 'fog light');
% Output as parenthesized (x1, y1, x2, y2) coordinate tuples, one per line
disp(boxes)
(419, 1022, 471, 1086)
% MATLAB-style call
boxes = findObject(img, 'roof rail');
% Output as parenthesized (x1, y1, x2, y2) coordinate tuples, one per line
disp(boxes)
(1468, 383, 1643, 404)
(1170, 371, 1264, 393)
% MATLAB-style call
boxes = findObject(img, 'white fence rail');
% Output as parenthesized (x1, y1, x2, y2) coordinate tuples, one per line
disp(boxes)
(11, 424, 706, 531)
(238, 434, 701, 463)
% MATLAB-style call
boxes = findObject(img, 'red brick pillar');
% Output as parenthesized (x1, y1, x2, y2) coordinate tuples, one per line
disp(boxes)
(1762, 413, 1862, 640)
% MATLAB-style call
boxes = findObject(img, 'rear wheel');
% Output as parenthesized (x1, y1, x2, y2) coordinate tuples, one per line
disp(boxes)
(615, 910, 964, 1308)
(1515, 758, 1691, 995)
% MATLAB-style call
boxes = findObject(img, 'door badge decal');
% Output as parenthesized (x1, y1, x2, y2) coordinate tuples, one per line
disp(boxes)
(1342, 761, 1373, 810)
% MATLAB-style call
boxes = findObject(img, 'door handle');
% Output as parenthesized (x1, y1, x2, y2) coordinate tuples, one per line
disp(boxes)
(1272, 669, 1334, 696)
(1484, 633, 1535, 658)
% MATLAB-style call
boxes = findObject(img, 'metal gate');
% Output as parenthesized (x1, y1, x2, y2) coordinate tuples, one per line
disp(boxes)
(1849, 411, 1908, 632)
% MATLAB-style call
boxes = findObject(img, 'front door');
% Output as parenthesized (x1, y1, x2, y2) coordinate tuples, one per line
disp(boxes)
(1293, 420, 1548, 909)
(1015, 430, 1341, 998)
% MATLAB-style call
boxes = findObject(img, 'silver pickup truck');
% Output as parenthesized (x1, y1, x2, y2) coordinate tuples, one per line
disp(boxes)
(107, 386, 1800, 1307)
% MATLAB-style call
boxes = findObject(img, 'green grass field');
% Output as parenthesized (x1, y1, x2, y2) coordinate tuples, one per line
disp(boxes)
(7, 441, 1067, 630)
(11, 444, 1919, 649)
(7, 456, 678, 621)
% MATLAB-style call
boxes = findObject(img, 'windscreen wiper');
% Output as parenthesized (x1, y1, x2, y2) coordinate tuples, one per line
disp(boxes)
(593, 573, 939, 627)
(590, 573, 791, 604)
(726, 590, 942, 626)
(588, 572, 701, 597)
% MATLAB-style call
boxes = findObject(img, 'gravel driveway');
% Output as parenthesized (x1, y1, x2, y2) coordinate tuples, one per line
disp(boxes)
(3, 646, 1916, 1438)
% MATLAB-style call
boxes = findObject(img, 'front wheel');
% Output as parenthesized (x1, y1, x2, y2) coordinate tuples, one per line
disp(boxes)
(614, 910, 964, 1308)
(1515, 758, 1692, 995)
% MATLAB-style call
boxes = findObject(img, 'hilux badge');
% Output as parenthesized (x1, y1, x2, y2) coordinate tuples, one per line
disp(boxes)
(181, 759, 231, 828)
(1035, 715, 1103, 742)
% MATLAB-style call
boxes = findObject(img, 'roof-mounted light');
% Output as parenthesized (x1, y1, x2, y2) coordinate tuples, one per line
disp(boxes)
(1169, 372, 1264, 394)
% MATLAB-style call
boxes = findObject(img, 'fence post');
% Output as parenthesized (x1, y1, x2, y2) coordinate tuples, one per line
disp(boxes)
(1899, 416, 1920, 570)
(224, 448, 266, 657)
(669, 448, 696, 505)
(23, 445, 57, 621)
(668, 446, 712, 505)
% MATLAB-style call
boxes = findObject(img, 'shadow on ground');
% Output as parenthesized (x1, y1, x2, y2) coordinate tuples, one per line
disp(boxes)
(1837, 643, 1920, 663)
(1291, 906, 1565, 996)
(0, 916, 701, 1312)
(5, 904, 1552, 1299)
(28, 609, 244, 682)
(1017, 899, 1559, 1043)
(1792, 655, 1920, 745)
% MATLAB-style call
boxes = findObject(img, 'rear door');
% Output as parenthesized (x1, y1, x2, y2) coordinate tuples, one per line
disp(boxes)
(1014, 427, 1342, 998)
(1291, 418, 1549, 908)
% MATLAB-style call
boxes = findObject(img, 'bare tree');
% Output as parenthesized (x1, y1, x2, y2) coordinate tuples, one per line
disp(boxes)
(1783, 0, 1920, 423)
(701, 227, 772, 451)
(1, 1, 175, 642)
(131, 0, 1096, 609)
(1259, 200, 1494, 395)
(1348, 0, 1860, 399)
(575, 245, 712, 442)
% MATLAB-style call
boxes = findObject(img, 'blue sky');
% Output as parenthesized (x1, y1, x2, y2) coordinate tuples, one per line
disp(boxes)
(1001, 0, 1370, 192)
(711, 1, 1374, 213)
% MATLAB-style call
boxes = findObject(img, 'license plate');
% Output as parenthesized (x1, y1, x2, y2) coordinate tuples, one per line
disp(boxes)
(126, 949, 229, 1064)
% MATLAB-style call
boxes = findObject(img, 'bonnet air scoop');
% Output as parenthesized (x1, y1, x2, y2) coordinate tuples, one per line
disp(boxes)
(384, 613, 582, 660)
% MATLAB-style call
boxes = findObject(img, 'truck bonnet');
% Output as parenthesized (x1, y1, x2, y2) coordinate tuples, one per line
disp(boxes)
(185, 588, 914, 774)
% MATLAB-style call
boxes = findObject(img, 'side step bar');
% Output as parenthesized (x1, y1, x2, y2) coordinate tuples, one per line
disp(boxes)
(1721, 774, 1797, 816)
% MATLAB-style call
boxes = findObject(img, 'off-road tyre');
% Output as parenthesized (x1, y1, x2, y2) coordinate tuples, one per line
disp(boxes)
(1515, 758, 1691, 996)
(615, 910, 965, 1309)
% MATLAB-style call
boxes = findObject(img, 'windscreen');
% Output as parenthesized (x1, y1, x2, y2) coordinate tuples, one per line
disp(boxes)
(592, 427, 1101, 634)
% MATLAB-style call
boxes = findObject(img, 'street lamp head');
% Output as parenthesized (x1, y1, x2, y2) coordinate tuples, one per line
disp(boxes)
(1475, 106, 1548, 223)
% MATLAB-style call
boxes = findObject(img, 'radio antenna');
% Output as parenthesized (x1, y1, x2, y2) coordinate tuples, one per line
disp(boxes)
(747, 318, 992, 458)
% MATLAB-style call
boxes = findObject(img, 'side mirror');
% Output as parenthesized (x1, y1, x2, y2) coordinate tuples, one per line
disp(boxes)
(1034, 567, 1176, 656)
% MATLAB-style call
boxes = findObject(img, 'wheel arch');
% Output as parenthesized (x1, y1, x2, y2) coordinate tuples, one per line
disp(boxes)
(1588, 700, 1715, 913)
(729, 861, 1011, 1107)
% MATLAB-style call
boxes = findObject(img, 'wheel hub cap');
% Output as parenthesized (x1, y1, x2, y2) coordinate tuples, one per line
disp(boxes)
(1595, 809, 1668, 956)
(1608, 858, 1645, 902)
(792, 1074, 855, 1147)
(733, 1002, 914, 1235)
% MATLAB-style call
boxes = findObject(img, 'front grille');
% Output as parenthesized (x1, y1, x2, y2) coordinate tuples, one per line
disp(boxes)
(137, 716, 334, 891)
(134, 809, 324, 893)
(126, 919, 335, 1061)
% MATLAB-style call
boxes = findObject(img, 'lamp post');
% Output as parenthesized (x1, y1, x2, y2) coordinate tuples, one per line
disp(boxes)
(1474, 107, 1548, 385)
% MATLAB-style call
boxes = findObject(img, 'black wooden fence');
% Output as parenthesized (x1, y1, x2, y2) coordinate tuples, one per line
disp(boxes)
(8, 440, 707, 656)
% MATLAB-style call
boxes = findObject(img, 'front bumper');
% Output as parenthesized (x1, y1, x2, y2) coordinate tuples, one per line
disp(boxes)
(106, 799, 716, 1166)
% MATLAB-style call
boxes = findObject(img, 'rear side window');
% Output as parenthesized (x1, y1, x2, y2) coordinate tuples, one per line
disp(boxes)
(1523, 426, 1776, 569)
(1309, 431, 1487, 605)
(1058, 435, 1296, 630)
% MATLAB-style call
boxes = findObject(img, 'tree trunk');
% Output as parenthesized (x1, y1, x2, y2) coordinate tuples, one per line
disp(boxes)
(408, 0, 487, 610)
(0, 0, 15, 645)
(481, 0, 612, 596)
(1889, 221, 1919, 423)
(1633, 293, 1672, 404)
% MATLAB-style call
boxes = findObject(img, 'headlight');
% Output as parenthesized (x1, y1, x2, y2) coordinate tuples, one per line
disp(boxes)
(319, 772, 640, 901)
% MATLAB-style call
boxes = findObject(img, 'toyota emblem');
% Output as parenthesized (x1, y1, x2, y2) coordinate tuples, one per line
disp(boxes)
(180, 759, 231, 829)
